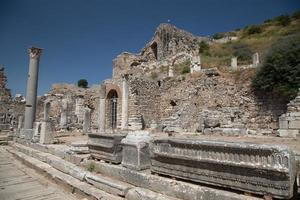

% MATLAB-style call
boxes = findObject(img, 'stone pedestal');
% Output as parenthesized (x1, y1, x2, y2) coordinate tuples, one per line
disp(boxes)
(16, 115, 23, 137)
(21, 129, 33, 140)
(70, 141, 89, 154)
(121, 131, 151, 170)
(32, 121, 42, 142)
(150, 138, 297, 199)
(88, 133, 126, 163)
(39, 121, 54, 144)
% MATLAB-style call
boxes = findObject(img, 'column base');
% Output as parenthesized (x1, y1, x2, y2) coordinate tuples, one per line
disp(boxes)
(20, 129, 34, 141)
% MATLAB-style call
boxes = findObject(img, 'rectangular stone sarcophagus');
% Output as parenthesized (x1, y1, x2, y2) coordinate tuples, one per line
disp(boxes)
(150, 138, 298, 199)
(88, 133, 126, 163)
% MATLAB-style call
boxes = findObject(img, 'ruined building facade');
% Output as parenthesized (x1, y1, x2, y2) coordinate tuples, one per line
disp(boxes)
(0, 67, 24, 131)
(37, 23, 288, 135)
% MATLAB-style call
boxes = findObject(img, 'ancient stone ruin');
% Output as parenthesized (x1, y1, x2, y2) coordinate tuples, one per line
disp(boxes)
(1, 23, 299, 200)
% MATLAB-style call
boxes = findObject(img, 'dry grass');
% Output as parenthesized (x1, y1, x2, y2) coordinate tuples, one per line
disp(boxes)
(200, 18, 300, 69)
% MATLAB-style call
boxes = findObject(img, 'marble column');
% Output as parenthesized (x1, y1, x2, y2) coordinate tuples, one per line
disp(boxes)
(60, 99, 68, 128)
(39, 100, 53, 144)
(44, 101, 51, 121)
(252, 52, 259, 68)
(83, 107, 91, 133)
(121, 74, 129, 130)
(18, 115, 23, 130)
(168, 65, 174, 77)
(231, 57, 237, 70)
(98, 84, 106, 133)
(24, 47, 42, 130)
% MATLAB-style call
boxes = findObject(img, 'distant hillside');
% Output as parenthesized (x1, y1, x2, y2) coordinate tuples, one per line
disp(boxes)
(201, 11, 300, 69)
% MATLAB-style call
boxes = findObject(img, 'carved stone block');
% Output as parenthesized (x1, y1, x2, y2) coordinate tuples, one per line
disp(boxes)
(88, 133, 126, 163)
(150, 138, 298, 199)
(121, 131, 151, 170)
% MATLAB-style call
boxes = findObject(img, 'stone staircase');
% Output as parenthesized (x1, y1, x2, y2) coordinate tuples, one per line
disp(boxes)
(6, 139, 262, 200)
(6, 141, 183, 200)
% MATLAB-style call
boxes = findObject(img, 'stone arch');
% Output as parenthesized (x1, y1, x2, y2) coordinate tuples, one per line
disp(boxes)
(171, 52, 192, 66)
(151, 42, 158, 60)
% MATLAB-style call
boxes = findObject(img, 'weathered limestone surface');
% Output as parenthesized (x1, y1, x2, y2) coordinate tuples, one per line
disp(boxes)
(88, 133, 126, 163)
(60, 99, 68, 129)
(8, 146, 123, 200)
(150, 138, 298, 199)
(278, 90, 300, 138)
(125, 187, 181, 200)
(98, 84, 106, 132)
(83, 107, 91, 133)
(121, 131, 151, 170)
(85, 172, 133, 197)
(231, 57, 237, 70)
(39, 121, 54, 144)
(70, 141, 89, 154)
(83, 160, 261, 200)
(252, 52, 259, 68)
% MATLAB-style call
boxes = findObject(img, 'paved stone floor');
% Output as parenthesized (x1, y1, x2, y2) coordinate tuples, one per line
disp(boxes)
(0, 146, 78, 200)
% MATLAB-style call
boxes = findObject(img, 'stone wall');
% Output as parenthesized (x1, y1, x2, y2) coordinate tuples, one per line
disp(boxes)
(127, 77, 160, 130)
(0, 67, 25, 130)
(36, 83, 101, 131)
(157, 71, 286, 133)
(112, 23, 208, 80)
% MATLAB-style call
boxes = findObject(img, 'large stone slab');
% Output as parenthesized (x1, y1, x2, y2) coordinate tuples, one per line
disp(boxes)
(85, 172, 133, 197)
(121, 131, 151, 170)
(149, 138, 298, 199)
(88, 133, 126, 163)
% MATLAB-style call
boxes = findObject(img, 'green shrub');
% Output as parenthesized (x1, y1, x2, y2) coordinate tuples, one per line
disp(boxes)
(86, 162, 95, 172)
(198, 41, 210, 55)
(181, 65, 190, 74)
(292, 10, 300, 19)
(174, 60, 191, 75)
(77, 79, 88, 88)
(150, 71, 158, 79)
(264, 19, 272, 23)
(252, 33, 300, 100)
(246, 25, 262, 35)
(274, 15, 291, 26)
(212, 33, 224, 40)
(230, 43, 253, 61)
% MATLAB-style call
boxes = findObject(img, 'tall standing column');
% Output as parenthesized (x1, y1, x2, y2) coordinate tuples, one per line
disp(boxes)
(24, 47, 42, 130)
(83, 107, 91, 133)
(121, 74, 129, 130)
(98, 84, 106, 133)
(60, 99, 68, 129)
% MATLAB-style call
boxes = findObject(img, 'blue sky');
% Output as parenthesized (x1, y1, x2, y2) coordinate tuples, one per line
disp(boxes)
(1, 0, 299, 96)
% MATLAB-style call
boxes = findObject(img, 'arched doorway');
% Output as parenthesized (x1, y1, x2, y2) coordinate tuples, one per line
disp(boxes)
(107, 90, 118, 129)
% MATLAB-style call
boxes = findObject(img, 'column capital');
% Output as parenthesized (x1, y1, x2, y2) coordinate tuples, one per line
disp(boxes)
(28, 47, 43, 59)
